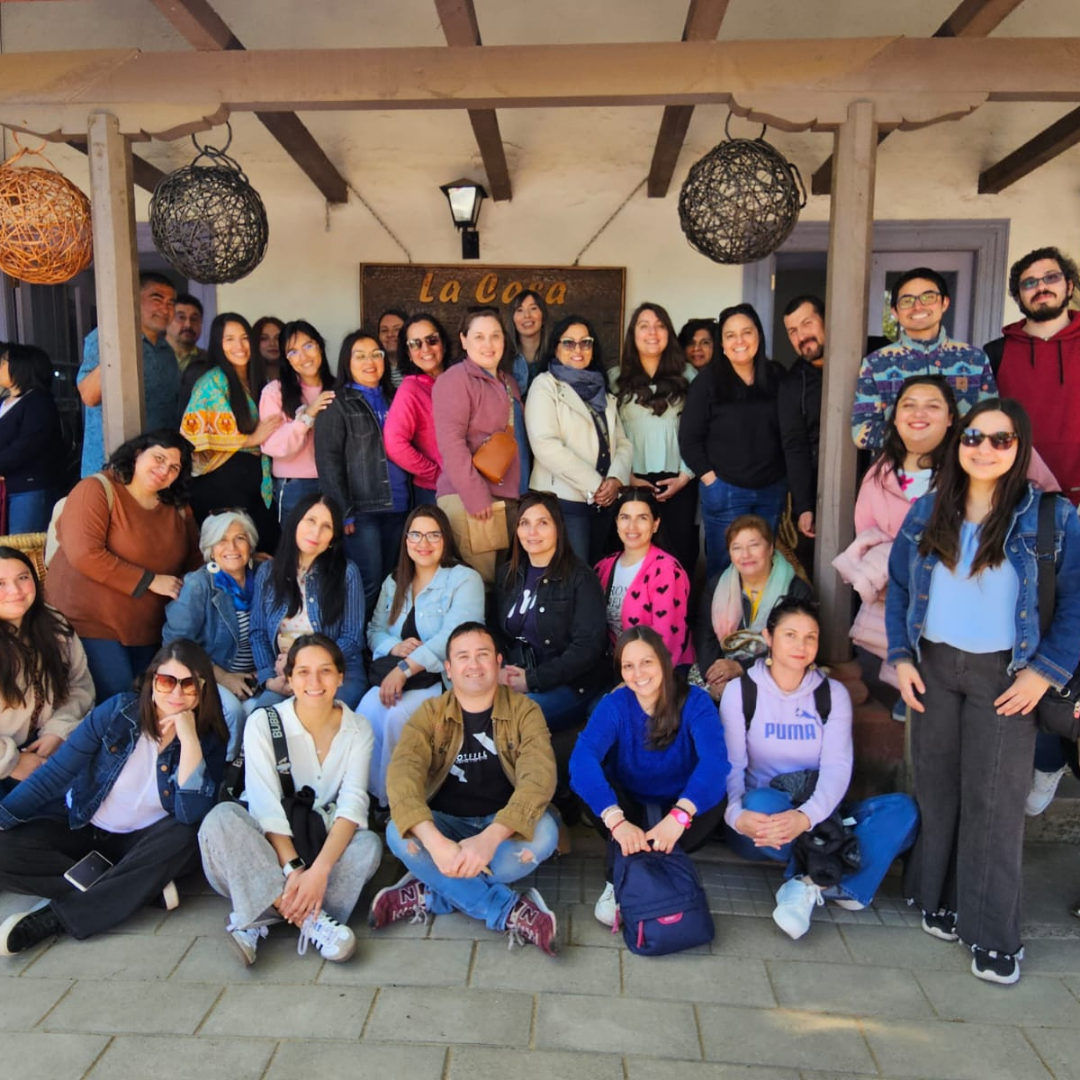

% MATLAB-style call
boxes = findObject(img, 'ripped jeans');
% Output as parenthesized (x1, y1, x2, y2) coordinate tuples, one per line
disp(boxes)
(385, 809, 560, 930)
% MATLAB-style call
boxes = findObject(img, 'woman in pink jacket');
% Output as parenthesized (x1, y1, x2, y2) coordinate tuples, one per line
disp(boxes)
(384, 314, 456, 507)
(594, 488, 694, 670)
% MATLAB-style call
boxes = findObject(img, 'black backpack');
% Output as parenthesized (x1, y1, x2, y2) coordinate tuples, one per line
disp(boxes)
(739, 672, 831, 729)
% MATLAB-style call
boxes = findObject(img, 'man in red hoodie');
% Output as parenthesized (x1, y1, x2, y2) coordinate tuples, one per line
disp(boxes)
(986, 246, 1080, 504)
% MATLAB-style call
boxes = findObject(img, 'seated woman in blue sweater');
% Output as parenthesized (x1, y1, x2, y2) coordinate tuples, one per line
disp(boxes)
(570, 626, 729, 927)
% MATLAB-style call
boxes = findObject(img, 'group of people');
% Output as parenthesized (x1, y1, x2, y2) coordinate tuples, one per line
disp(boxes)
(0, 246, 1078, 985)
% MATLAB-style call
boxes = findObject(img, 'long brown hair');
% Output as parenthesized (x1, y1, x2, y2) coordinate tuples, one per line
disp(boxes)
(918, 397, 1033, 574)
(388, 504, 465, 623)
(613, 626, 687, 750)
(137, 640, 228, 745)
(874, 375, 958, 487)
(615, 302, 688, 415)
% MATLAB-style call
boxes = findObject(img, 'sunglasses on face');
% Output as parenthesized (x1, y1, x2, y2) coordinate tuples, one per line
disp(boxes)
(960, 429, 1019, 450)
(1019, 270, 1065, 292)
(406, 334, 442, 351)
(895, 290, 943, 310)
(153, 673, 201, 695)
(558, 337, 595, 351)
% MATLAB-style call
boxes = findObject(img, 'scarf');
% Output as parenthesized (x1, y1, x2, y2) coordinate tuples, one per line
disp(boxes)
(549, 359, 609, 413)
(710, 552, 795, 647)
(208, 563, 255, 612)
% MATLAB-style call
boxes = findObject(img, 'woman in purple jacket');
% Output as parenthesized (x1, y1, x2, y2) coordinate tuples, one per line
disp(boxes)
(721, 597, 918, 941)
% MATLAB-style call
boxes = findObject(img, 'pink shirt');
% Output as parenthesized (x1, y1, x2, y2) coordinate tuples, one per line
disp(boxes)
(258, 380, 322, 479)
(385, 373, 441, 490)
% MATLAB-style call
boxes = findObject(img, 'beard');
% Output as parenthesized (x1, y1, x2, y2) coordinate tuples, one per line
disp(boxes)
(1023, 294, 1071, 323)
(799, 339, 825, 363)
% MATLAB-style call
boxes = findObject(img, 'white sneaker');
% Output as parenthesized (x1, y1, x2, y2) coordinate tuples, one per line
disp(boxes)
(297, 910, 356, 962)
(226, 923, 268, 966)
(161, 880, 180, 911)
(1025, 766, 1069, 816)
(594, 882, 617, 927)
(772, 877, 823, 940)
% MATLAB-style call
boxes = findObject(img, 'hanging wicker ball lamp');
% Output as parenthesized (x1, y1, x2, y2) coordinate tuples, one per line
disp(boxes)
(678, 117, 806, 265)
(149, 125, 269, 284)
(0, 137, 93, 285)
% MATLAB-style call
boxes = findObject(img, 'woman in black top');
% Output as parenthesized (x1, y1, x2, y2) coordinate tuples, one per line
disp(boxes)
(679, 303, 787, 579)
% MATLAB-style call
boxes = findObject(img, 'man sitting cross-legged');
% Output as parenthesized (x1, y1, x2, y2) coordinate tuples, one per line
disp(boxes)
(370, 620, 559, 955)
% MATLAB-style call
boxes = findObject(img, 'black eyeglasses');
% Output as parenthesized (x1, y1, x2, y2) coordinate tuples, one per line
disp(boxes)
(153, 673, 201, 694)
(406, 334, 442, 351)
(1018, 270, 1065, 292)
(960, 429, 1019, 450)
(406, 530, 443, 544)
(895, 290, 943, 310)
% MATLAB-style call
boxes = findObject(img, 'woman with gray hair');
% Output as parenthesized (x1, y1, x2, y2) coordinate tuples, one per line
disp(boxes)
(164, 509, 261, 758)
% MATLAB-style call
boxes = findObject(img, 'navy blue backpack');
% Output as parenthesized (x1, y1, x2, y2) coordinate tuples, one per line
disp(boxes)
(611, 842, 714, 956)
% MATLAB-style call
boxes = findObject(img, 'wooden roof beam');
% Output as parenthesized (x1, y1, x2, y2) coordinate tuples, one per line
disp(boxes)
(979, 104, 1080, 193)
(149, 0, 348, 204)
(811, 0, 1026, 194)
(647, 0, 732, 198)
(65, 136, 166, 193)
(434, 0, 511, 201)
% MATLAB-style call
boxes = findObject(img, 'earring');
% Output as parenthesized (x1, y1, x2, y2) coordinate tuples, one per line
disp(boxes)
(765, 654, 773, 667)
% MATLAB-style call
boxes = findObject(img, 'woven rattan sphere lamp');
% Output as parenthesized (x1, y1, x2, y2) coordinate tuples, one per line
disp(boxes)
(150, 126, 269, 284)
(678, 118, 806, 265)
(0, 139, 93, 284)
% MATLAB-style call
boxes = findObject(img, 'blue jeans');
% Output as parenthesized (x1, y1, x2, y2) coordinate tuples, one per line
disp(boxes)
(1034, 728, 1069, 772)
(273, 477, 321, 527)
(725, 787, 919, 907)
(80, 639, 160, 704)
(6, 488, 57, 534)
(699, 476, 788, 578)
(344, 511, 409, 617)
(413, 486, 437, 508)
(528, 684, 593, 734)
(561, 501, 615, 567)
(386, 809, 559, 929)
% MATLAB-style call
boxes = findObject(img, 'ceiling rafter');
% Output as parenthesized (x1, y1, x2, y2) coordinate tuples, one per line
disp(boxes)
(149, 0, 348, 204)
(810, 0, 1026, 195)
(65, 136, 166, 193)
(433, 0, 511, 201)
(646, 0, 731, 198)
(979, 104, 1080, 194)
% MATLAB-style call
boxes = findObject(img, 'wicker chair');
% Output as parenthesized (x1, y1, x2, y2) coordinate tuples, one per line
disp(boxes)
(0, 531, 47, 582)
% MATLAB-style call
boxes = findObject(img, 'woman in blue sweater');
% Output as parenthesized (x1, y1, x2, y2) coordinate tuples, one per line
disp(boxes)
(570, 626, 729, 927)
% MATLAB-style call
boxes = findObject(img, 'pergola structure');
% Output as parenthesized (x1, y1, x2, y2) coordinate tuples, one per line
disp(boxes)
(1, 0, 1078, 660)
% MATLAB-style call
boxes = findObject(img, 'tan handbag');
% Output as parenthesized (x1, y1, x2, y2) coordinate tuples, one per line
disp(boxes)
(471, 430, 518, 485)
(466, 500, 510, 554)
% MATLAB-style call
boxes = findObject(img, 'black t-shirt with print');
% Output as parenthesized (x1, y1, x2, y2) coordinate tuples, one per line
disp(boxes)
(429, 706, 514, 819)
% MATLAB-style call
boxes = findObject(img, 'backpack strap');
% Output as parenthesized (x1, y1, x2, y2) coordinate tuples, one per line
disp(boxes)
(1037, 491, 1057, 640)
(740, 672, 757, 730)
(91, 471, 115, 512)
(264, 705, 295, 799)
(813, 677, 831, 725)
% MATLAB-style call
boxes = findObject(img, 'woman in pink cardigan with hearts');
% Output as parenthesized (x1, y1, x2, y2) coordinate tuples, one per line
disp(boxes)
(594, 488, 694, 669)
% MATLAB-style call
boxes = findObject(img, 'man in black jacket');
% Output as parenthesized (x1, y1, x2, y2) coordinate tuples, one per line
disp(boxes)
(778, 295, 825, 540)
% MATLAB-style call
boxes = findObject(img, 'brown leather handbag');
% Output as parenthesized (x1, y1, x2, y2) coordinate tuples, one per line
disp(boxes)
(471, 430, 518, 484)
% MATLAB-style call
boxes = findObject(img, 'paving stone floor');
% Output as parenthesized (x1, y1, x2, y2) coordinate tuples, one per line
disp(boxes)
(2, 835, 1080, 1080)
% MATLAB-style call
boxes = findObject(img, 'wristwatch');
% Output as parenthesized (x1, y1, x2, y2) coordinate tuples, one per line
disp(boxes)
(282, 857, 305, 878)
(669, 807, 692, 829)
(397, 659, 412, 675)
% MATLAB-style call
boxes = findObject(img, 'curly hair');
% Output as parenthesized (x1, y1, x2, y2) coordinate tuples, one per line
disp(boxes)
(106, 428, 193, 506)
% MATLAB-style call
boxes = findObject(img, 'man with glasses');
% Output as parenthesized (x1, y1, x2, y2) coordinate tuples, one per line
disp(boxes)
(851, 267, 996, 450)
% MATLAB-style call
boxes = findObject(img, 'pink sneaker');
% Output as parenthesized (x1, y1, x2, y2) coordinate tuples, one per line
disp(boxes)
(369, 873, 428, 929)
(505, 888, 558, 956)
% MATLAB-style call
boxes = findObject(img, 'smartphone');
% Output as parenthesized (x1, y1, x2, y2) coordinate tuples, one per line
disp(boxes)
(63, 850, 113, 892)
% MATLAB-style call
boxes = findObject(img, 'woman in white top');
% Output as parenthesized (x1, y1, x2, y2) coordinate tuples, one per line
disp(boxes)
(199, 633, 383, 967)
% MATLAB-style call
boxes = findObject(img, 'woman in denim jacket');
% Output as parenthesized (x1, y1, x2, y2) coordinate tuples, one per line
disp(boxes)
(0, 639, 227, 954)
(358, 504, 485, 807)
(251, 494, 367, 711)
(886, 398, 1080, 986)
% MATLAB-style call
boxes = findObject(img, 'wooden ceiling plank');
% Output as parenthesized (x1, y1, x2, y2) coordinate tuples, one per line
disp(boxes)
(148, 0, 239, 51)
(65, 136, 166, 194)
(978, 104, 1080, 194)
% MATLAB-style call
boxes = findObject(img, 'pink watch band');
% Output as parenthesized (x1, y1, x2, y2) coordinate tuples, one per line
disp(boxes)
(669, 807, 692, 828)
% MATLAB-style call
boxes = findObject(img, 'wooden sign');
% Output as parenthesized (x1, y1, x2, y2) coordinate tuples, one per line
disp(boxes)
(359, 263, 627, 369)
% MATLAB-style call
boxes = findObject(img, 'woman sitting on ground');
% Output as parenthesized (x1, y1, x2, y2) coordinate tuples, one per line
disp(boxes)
(358, 503, 485, 808)
(0, 640, 227, 954)
(251, 494, 367, 711)
(198, 634, 383, 966)
(594, 488, 694, 671)
(0, 546, 94, 792)
(570, 627, 730, 926)
(496, 490, 608, 733)
(694, 514, 813, 700)
(721, 597, 918, 940)
(164, 510, 262, 761)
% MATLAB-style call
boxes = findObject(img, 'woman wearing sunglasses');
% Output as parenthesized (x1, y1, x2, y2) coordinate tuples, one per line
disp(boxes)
(524, 314, 632, 564)
(358, 504, 484, 807)
(384, 314, 458, 507)
(887, 398, 1080, 985)
(0, 639, 227, 954)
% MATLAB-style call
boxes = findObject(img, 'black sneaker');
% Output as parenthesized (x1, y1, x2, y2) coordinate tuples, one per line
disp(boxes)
(921, 908, 958, 942)
(0, 904, 63, 955)
(971, 944, 1023, 985)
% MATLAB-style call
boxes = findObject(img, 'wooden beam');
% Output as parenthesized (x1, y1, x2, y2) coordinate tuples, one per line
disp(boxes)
(149, 0, 348, 203)
(647, 0, 732, 197)
(434, 0, 511, 201)
(812, 0, 1025, 194)
(87, 111, 144, 455)
(979, 104, 1080, 193)
(65, 137, 166, 194)
(816, 100, 877, 662)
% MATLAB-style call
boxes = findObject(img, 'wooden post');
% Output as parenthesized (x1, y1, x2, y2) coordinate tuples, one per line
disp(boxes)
(815, 99, 878, 662)
(87, 111, 143, 455)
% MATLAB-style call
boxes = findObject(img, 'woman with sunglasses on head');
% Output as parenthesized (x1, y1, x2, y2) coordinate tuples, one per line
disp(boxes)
(524, 314, 632, 565)
(384, 314, 457, 507)
(0, 640, 227, 954)
(0, 547, 94, 792)
(46, 429, 202, 703)
(258, 320, 335, 526)
(181, 312, 284, 552)
(251, 493, 367, 711)
(199, 634, 383, 967)
(315, 328, 409, 618)
(887, 398, 1080, 985)
(358, 504, 485, 807)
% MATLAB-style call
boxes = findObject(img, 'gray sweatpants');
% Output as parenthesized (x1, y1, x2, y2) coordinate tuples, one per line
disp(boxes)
(199, 801, 383, 929)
